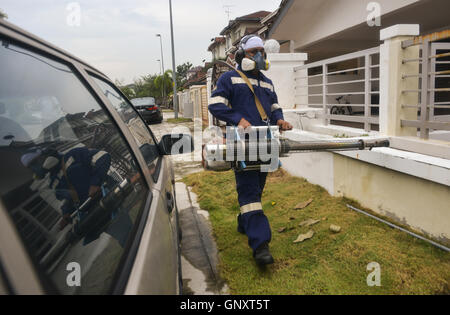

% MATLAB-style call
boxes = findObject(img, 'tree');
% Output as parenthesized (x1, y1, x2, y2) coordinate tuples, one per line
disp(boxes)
(154, 70, 174, 99)
(115, 79, 135, 100)
(0, 9, 7, 19)
(176, 62, 193, 90)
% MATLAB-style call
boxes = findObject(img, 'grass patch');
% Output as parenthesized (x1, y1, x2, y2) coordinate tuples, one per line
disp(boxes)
(167, 117, 193, 124)
(183, 169, 450, 295)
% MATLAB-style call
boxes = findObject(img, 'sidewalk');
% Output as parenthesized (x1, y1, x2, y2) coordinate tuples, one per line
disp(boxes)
(175, 181, 228, 295)
(151, 112, 227, 294)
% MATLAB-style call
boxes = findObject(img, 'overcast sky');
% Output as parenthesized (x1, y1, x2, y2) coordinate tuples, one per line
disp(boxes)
(1, 0, 281, 84)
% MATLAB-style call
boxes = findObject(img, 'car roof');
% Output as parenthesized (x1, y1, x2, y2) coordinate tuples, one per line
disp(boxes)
(0, 19, 107, 79)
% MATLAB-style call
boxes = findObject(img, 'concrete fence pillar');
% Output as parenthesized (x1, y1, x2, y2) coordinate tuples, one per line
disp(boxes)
(206, 68, 213, 127)
(379, 24, 420, 137)
(264, 53, 308, 110)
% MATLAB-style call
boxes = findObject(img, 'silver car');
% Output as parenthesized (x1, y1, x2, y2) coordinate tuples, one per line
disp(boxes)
(0, 19, 192, 295)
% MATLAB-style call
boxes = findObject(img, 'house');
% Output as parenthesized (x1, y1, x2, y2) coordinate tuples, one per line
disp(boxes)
(207, 37, 226, 61)
(186, 66, 204, 81)
(246, 0, 450, 246)
(220, 10, 271, 55)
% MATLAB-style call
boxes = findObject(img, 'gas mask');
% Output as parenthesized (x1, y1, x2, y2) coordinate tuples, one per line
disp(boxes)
(241, 52, 270, 72)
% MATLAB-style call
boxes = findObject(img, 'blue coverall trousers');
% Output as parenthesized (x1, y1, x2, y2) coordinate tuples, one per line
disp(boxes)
(235, 170, 271, 252)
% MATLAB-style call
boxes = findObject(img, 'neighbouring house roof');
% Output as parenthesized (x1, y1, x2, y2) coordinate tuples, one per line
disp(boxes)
(184, 66, 207, 88)
(220, 10, 271, 35)
(258, 7, 281, 39)
(187, 66, 203, 74)
(266, 0, 294, 38)
(232, 27, 262, 46)
(208, 37, 226, 52)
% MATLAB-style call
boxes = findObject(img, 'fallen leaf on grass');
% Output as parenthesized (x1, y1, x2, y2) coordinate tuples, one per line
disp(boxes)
(272, 202, 277, 206)
(299, 219, 321, 227)
(330, 225, 342, 233)
(278, 226, 295, 233)
(293, 230, 314, 243)
(294, 198, 313, 210)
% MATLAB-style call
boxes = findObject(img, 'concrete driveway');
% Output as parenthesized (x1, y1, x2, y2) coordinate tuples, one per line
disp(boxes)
(149, 111, 228, 295)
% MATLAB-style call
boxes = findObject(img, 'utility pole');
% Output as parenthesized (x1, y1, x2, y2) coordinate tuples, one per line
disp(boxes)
(156, 34, 166, 107)
(157, 59, 162, 74)
(157, 59, 163, 101)
(169, 0, 178, 118)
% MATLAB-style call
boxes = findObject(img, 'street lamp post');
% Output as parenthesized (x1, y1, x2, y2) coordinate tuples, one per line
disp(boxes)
(169, 0, 178, 118)
(157, 59, 163, 101)
(156, 34, 166, 107)
(157, 59, 162, 74)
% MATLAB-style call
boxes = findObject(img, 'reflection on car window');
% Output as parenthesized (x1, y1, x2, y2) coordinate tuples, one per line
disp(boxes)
(0, 39, 149, 294)
(90, 77, 160, 169)
(130, 97, 156, 106)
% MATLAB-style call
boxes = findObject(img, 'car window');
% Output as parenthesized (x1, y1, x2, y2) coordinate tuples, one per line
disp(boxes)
(89, 77, 161, 171)
(0, 39, 150, 294)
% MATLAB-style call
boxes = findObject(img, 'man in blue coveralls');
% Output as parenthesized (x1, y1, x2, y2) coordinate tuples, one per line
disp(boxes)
(21, 147, 111, 230)
(208, 35, 293, 265)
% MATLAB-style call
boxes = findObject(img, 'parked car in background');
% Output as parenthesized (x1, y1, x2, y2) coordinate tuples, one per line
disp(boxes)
(131, 97, 163, 124)
(0, 19, 193, 295)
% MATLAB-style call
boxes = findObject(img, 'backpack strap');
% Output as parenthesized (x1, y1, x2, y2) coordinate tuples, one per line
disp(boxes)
(235, 70, 269, 123)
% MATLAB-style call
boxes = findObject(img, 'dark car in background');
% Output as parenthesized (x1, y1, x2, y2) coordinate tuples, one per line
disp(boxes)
(131, 97, 163, 124)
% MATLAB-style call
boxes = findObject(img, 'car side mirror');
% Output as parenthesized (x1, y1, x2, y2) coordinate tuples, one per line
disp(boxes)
(159, 134, 194, 155)
(139, 143, 159, 163)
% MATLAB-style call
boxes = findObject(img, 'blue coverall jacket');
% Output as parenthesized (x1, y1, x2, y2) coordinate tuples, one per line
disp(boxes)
(208, 68, 284, 126)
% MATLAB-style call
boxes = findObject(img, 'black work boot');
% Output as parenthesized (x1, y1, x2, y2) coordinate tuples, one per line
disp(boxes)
(253, 243, 274, 266)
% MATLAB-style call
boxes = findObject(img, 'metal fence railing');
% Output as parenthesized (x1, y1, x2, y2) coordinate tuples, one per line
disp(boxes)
(294, 47, 380, 132)
(401, 31, 450, 139)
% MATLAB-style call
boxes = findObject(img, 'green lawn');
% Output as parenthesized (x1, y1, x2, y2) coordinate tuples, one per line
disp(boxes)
(183, 170, 450, 295)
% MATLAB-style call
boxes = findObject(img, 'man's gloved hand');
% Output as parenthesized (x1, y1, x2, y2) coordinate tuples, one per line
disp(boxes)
(238, 118, 252, 129)
(89, 185, 101, 198)
(59, 213, 72, 231)
(277, 120, 293, 131)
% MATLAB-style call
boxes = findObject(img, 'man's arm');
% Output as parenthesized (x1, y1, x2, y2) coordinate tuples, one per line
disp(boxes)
(81, 149, 111, 197)
(208, 74, 244, 126)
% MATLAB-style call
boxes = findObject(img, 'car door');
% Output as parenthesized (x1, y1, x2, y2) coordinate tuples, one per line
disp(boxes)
(86, 75, 180, 294)
(0, 37, 154, 294)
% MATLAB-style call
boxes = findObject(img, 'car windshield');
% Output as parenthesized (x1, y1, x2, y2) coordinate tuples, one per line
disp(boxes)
(131, 98, 156, 106)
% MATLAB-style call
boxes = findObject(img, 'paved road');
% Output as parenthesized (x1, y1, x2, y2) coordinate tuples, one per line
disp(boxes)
(150, 111, 203, 181)
(149, 111, 227, 295)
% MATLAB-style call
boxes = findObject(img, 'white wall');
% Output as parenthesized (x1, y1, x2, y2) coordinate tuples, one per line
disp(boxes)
(264, 53, 308, 109)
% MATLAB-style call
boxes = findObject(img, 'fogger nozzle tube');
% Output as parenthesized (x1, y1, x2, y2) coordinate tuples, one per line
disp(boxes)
(205, 138, 390, 162)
